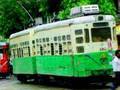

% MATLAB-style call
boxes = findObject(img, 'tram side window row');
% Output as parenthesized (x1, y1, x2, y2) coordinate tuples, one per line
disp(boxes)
(11, 41, 31, 58)
(36, 42, 72, 56)
(35, 35, 71, 44)
(12, 46, 31, 58)
(34, 34, 72, 56)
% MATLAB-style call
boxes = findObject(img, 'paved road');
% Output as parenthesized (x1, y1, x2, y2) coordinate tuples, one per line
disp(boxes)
(0, 79, 68, 90)
(0, 77, 119, 90)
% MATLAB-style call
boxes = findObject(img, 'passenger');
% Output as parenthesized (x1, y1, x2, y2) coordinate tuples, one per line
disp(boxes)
(111, 50, 120, 89)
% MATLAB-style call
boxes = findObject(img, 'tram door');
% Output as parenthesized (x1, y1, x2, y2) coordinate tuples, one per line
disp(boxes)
(117, 35, 120, 49)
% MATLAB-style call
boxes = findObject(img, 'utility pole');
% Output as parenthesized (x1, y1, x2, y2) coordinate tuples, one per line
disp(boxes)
(17, 1, 34, 26)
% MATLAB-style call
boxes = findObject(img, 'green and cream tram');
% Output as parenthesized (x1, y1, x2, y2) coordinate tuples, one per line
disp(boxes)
(9, 5, 117, 82)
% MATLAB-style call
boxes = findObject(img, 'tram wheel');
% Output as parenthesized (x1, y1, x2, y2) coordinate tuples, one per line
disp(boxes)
(17, 75, 27, 83)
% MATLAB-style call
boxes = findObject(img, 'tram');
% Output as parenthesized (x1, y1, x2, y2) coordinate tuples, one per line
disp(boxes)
(115, 25, 120, 49)
(0, 42, 10, 77)
(9, 5, 117, 82)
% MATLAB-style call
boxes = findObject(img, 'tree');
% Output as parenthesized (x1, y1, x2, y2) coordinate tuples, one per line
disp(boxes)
(0, 0, 117, 38)
(98, 0, 116, 16)
(0, 0, 29, 38)
(0, 0, 41, 38)
(57, 0, 117, 20)
(57, 0, 91, 20)
(39, 0, 61, 23)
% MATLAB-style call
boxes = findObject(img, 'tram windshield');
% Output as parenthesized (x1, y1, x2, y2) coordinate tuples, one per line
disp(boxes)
(0, 48, 3, 54)
(91, 27, 111, 42)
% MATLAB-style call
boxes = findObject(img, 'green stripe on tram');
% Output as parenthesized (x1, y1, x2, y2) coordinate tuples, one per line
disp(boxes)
(13, 51, 113, 77)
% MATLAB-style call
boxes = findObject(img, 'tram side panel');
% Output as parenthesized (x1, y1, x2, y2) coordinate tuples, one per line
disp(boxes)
(34, 26, 74, 76)
(9, 15, 117, 81)
(10, 33, 36, 75)
(69, 22, 115, 77)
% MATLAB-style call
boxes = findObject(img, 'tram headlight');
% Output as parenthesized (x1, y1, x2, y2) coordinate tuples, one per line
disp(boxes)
(101, 53, 107, 59)
(100, 53, 107, 63)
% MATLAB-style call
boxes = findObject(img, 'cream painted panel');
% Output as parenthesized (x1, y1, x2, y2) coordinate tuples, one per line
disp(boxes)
(34, 26, 73, 55)
(70, 23, 86, 54)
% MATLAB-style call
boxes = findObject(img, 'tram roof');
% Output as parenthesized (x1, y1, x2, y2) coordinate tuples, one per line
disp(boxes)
(10, 15, 114, 39)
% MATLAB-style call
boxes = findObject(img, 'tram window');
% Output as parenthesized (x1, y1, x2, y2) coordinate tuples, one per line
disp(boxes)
(21, 48, 23, 57)
(17, 48, 20, 57)
(55, 50, 58, 53)
(20, 48, 23, 57)
(91, 27, 111, 42)
(20, 42, 22, 46)
(48, 50, 50, 54)
(32, 40, 35, 44)
(63, 42, 66, 45)
(44, 51, 47, 54)
(58, 36, 61, 41)
(62, 35, 66, 41)
(46, 38, 49, 42)
(17, 48, 21, 57)
(25, 41, 27, 45)
(24, 42, 26, 45)
(22, 43, 24, 46)
(84, 29, 89, 43)
(23, 42, 25, 46)
(98, 16, 103, 21)
(37, 44, 39, 46)
(27, 41, 29, 45)
(67, 35, 71, 40)
(64, 50, 67, 53)
(68, 49, 72, 53)
(76, 46, 84, 53)
(55, 43, 57, 45)
(54, 37, 57, 41)
(75, 29, 82, 35)
(67, 41, 71, 45)
(59, 44, 62, 55)
(47, 43, 50, 46)
(28, 47, 30, 56)
(44, 44, 46, 47)
(93, 22, 108, 27)
(37, 51, 39, 54)
(13, 49, 15, 58)
(39, 39, 41, 43)
(51, 43, 54, 55)
(76, 37, 83, 43)
(15, 49, 17, 58)
(113, 27, 116, 40)
(36, 39, 39, 43)
(40, 46, 43, 55)
(25, 41, 28, 45)
(0, 49, 3, 53)
(18, 48, 21, 57)
(43, 38, 46, 42)
(21, 42, 23, 46)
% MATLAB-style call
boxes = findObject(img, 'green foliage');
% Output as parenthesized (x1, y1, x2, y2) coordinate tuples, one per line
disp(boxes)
(57, 0, 91, 19)
(39, 0, 61, 23)
(19, 0, 41, 18)
(57, 0, 117, 20)
(0, 0, 29, 38)
(0, 0, 41, 38)
(98, 0, 116, 16)
(39, 0, 50, 23)
(0, 0, 117, 39)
